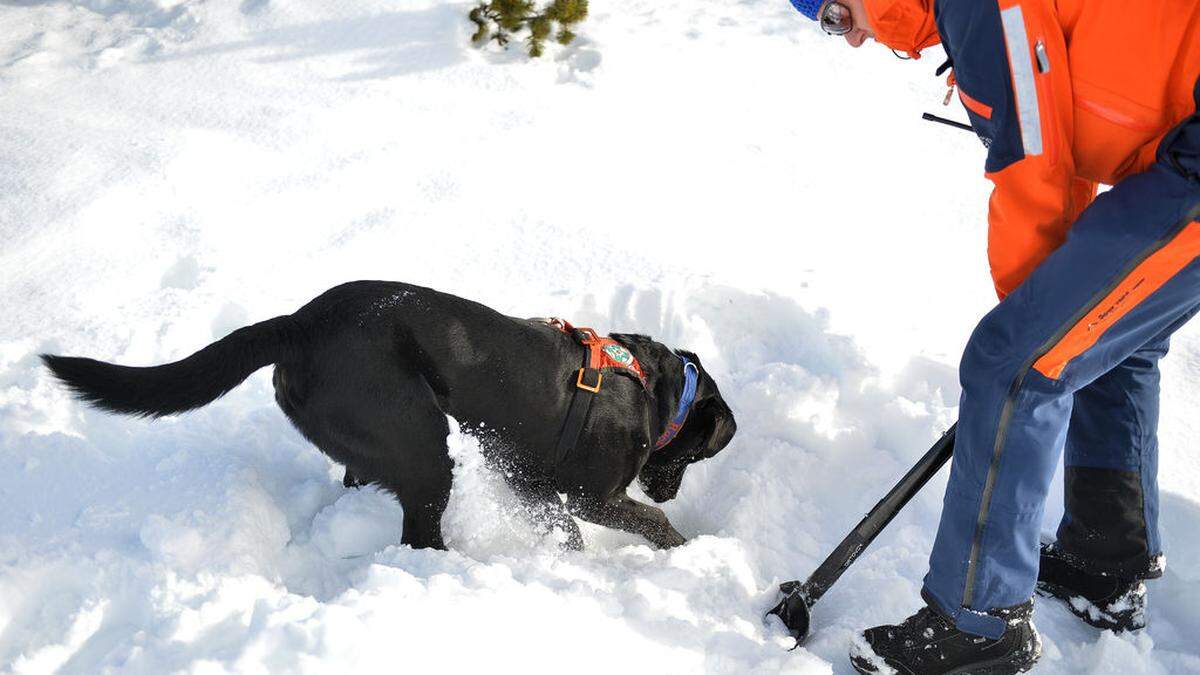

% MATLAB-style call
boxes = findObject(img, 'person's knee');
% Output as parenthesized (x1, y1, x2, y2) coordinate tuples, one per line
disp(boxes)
(959, 308, 1027, 395)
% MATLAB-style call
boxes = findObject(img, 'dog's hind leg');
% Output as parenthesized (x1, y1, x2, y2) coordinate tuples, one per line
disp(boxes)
(300, 352, 454, 550)
(366, 401, 453, 551)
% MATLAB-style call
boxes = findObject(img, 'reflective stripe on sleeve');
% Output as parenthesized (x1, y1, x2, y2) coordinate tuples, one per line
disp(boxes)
(999, 5, 1043, 157)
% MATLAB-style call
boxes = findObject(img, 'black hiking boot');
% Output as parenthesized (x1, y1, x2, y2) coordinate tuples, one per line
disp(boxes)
(849, 601, 1040, 675)
(1036, 543, 1148, 632)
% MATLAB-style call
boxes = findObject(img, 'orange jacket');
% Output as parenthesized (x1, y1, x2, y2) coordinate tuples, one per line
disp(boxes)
(864, 0, 1200, 297)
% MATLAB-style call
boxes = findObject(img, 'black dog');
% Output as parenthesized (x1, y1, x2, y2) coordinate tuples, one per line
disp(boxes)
(42, 281, 737, 551)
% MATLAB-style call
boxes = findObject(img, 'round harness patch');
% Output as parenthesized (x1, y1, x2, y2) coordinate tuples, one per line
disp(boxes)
(603, 343, 634, 366)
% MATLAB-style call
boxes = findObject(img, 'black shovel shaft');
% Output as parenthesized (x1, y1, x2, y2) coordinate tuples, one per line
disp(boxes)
(796, 424, 956, 605)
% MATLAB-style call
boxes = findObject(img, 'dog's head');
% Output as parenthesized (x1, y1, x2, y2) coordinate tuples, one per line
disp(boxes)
(636, 349, 737, 503)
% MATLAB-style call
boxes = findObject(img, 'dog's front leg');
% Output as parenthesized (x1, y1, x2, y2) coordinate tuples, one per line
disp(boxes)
(568, 494, 687, 549)
(507, 476, 585, 551)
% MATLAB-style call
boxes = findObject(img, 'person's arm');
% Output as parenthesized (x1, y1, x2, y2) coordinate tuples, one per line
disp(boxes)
(937, 0, 1091, 298)
(856, 0, 1092, 298)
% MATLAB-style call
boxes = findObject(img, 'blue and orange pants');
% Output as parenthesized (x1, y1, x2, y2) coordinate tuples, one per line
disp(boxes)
(924, 89, 1200, 639)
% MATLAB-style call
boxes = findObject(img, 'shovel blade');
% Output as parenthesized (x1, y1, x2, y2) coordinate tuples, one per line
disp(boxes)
(766, 585, 813, 647)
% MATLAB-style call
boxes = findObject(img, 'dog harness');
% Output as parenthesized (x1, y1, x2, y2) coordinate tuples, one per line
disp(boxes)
(540, 317, 649, 389)
(538, 318, 699, 469)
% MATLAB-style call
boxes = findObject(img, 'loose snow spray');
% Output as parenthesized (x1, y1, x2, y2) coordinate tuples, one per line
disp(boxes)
(442, 416, 562, 555)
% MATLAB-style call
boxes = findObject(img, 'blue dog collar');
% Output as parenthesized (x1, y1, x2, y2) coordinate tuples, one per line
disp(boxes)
(653, 355, 699, 451)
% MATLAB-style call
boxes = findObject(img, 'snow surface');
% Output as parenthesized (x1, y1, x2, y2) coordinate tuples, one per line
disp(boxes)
(2, 1, 1199, 673)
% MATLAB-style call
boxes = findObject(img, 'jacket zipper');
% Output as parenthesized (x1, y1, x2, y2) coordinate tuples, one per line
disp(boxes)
(961, 201, 1200, 607)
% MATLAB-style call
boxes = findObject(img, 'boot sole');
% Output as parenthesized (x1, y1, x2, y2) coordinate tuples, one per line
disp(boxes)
(1035, 581, 1144, 632)
(849, 643, 1039, 675)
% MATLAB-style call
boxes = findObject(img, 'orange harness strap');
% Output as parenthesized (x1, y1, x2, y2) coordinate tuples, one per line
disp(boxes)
(541, 318, 649, 390)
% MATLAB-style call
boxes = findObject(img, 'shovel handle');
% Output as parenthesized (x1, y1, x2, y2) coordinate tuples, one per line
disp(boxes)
(779, 424, 956, 607)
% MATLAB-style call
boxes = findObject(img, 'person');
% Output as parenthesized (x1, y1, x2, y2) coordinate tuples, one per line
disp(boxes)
(788, 0, 1200, 673)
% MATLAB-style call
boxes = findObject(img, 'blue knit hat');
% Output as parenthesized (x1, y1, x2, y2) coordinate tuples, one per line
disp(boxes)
(789, 0, 824, 20)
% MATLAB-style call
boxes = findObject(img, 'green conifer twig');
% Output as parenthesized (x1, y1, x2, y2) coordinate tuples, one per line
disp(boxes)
(469, 0, 589, 58)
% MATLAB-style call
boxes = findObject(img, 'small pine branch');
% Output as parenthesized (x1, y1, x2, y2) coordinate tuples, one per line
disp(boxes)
(468, 6, 490, 43)
(529, 16, 552, 40)
(546, 0, 587, 25)
(469, 0, 589, 57)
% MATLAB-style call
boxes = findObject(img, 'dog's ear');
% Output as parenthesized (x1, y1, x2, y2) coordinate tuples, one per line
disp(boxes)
(674, 350, 736, 459)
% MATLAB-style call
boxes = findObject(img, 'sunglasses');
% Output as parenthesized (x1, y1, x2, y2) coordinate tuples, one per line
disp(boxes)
(819, 1, 854, 36)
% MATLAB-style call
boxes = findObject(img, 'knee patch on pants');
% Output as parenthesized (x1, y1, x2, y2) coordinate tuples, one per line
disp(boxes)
(1057, 466, 1165, 579)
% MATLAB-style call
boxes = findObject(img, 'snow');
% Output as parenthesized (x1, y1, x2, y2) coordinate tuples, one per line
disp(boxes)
(1, 0, 1198, 673)
(850, 634, 899, 675)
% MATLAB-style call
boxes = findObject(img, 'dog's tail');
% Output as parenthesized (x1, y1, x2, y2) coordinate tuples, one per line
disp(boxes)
(41, 315, 300, 418)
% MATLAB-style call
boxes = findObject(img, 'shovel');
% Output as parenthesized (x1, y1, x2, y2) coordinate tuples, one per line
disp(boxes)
(766, 424, 956, 646)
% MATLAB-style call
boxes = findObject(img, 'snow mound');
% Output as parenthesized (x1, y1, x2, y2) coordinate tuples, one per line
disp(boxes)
(3, 0, 1200, 672)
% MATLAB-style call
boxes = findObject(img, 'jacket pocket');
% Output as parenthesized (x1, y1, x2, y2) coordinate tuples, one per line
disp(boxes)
(956, 84, 1000, 151)
(1071, 76, 1166, 180)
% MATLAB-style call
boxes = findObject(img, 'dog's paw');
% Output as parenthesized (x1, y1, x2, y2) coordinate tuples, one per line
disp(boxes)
(652, 528, 688, 549)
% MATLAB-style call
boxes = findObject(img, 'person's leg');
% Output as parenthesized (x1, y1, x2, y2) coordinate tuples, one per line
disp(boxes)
(1034, 309, 1195, 631)
(923, 176, 1200, 640)
(853, 136, 1200, 673)
(1049, 70, 1200, 588)
(1058, 328, 1175, 578)
(851, 71, 1200, 675)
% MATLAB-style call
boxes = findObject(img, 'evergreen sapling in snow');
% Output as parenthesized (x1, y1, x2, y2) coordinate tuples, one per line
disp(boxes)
(469, 0, 588, 57)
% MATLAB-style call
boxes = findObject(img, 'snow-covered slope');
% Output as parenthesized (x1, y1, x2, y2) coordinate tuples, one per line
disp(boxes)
(1, 1, 1198, 673)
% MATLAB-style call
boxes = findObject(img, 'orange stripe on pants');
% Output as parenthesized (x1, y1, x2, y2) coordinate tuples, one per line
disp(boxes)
(1034, 222, 1200, 379)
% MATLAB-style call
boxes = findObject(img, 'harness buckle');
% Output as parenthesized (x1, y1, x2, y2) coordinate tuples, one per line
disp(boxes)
(575, 327, 602, 345)
(576, 368, 602, 393)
